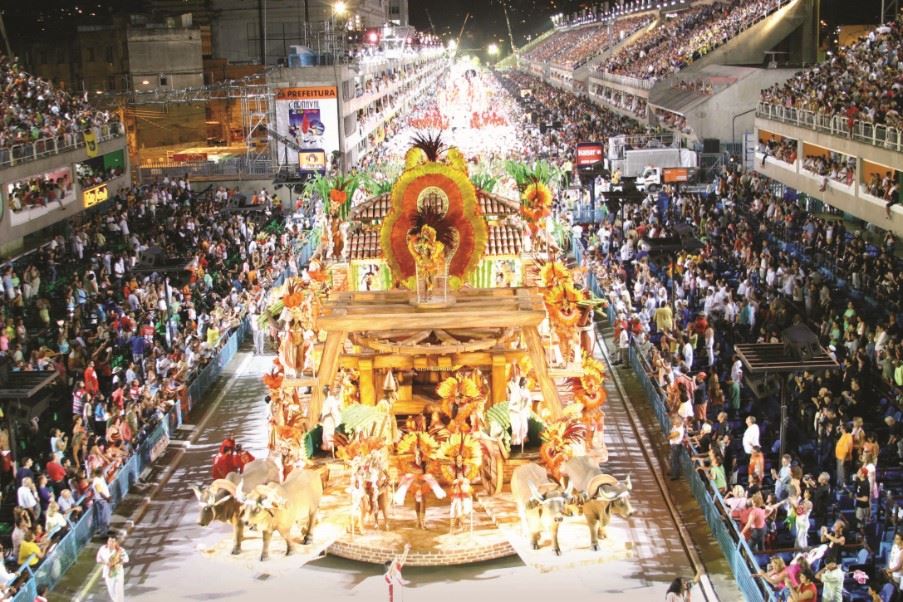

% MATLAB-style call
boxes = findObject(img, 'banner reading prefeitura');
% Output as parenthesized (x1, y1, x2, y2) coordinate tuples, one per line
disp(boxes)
(274, 86, 340, 168)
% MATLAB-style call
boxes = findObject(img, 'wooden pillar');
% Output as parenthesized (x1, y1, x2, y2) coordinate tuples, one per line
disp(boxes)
(359, 357, 375, 405)
(312, 330, 347, 427)
(490, 353, 507, 406)
(522, 326, 562, 419)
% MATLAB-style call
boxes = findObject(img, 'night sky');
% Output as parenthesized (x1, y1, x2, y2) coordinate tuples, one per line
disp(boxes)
(409, 0, 589, 55)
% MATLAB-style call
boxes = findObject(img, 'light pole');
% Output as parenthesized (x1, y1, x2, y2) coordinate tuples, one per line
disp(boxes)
(333, 1, 349, 175)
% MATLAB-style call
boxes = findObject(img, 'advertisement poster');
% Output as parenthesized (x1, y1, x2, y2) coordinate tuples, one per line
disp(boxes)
(274, 86, 339, 169)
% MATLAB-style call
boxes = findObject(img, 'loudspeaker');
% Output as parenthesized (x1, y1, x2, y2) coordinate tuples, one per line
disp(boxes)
(781, 324, 821, 361)
(703, 138, 720, 154)
(744, 373, 780, 399)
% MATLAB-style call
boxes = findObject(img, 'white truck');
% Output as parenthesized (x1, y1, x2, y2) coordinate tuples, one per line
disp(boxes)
(635, 166, 699, 193)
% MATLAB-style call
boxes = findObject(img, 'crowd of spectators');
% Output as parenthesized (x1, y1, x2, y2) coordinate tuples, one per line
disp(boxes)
(498, 71, 653, 165)
(76, 165, 124, 190)
(0, 55, 117, 149)
(594, 86, 648, 118)
(759, 137, 798, 166)
(760, 16, 903, 131)
(0, 177, 310, 597)
(601, 0, 786, 82)
(7, 171, 73, 213)
(801, 153, 857, 190)
(654, 108, 691, 135)
(524, 15, 650, 70)
(576, 161, 903, 599)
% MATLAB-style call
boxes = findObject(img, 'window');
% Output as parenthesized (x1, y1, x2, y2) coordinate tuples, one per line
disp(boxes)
(86, 47, 95, 62)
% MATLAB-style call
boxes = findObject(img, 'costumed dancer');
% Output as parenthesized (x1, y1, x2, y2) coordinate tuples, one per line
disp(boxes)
(320, 385, 343, 452)
(347, 464, 367, 537)
(96, 536, 128, 602)
(394, 433, 446, 529)
(384, 543, 411, 602)
(508, 376, 531, 451)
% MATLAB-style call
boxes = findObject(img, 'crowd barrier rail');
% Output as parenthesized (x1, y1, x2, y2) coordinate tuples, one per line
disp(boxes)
(10, 226, 318, 600)
(0, 123, 124, 169)
(757, 102, 903, 154)
(587, 270, 774, 601)
(10, 315, 250, 602)
(627, 344, 776, 602)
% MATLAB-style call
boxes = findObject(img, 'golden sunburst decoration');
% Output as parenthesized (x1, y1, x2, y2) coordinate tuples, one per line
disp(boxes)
(438, 433, 482, 482)
(437, 374, 484, 433)
(381, 132, 487, 290)
(539, 417, 588, 480)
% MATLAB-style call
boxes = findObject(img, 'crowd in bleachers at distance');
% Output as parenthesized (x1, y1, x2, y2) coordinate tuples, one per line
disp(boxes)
(761, 16, 903, 131)
(524, 15, 650, 70)
(497, 71, 653, 164)
(576, 159, 903, 600)
(76, 165, 124, 190)
(601, 0, 786, 82)
(0, 55, 117, 149)
(654, 108, 691, 135)
(0, 178, 311, 598)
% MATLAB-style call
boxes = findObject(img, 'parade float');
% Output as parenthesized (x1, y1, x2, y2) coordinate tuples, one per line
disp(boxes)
(197, 133, 630, 569)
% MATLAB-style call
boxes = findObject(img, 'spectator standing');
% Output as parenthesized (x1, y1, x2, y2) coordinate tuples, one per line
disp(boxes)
(835, 423, 853, 486)
(668, 415, 685, 480)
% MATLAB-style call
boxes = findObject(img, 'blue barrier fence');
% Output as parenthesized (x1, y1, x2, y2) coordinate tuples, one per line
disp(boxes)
(9, 224, 320, 600)
(627, 344, 776, 602)
(11, 316, 252, 602)
(586, 269, 773, 601)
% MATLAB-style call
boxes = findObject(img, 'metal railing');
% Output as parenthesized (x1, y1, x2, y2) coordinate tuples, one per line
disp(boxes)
(626, 344, 776, 602)
(0, 123, 124, 169)
(7, 227, 321, 599)
(595, 71, 657, 90)
(757, 102, 903, 154)
(584, 272, 775, 601)
(140, 157, 275, 180)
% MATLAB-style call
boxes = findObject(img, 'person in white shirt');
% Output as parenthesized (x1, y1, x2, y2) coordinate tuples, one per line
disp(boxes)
(17, 477, 40, 520)
(742, 416, 760, 456)
(508, 376, 531, 448)
(92, 468, 112, 538)
(682, 338, 694, 370)
(885, 531, 903, 585)
(730, 357, 744, 384)
(96, 536, 129, 602)
(668, 416, 685, 480)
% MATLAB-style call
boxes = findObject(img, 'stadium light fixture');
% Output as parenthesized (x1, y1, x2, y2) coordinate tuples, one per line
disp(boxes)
(334, 1, 348, 17)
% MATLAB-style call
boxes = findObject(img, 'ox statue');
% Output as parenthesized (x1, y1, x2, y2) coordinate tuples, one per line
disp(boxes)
(559, 456, 603, 499)
(510, 463, 575, 555)
(242, 467, 324, 560)
(580, 474, 634, 551)
(191, 459, 281, 555)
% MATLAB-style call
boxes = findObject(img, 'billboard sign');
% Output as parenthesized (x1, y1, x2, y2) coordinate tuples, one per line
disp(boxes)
(298, 149, 328, 173)
(83, 183, 110, 208)
(274, 86, 339, 168)
(576, 142, 604, 166)
(662, 167, 696, 184)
